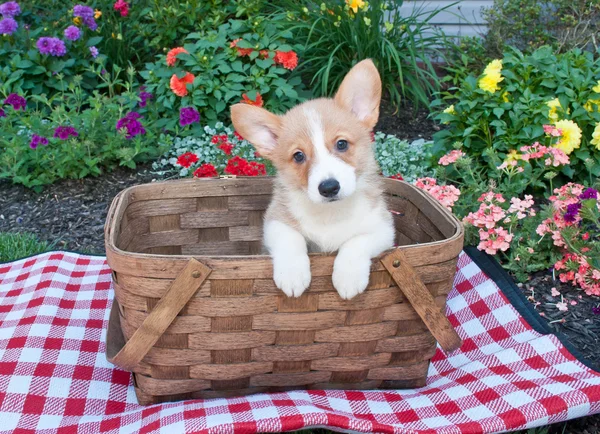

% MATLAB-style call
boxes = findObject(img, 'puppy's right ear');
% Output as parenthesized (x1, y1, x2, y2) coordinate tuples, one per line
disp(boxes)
(231, 104, 281, 159)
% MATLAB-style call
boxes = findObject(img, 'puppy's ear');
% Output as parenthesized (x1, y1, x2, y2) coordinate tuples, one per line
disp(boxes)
(334, 59, 382, 129)
(231, 104, 281, 159)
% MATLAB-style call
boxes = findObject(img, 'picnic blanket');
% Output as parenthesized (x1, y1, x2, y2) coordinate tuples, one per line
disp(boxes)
(0, 248, 599, 434)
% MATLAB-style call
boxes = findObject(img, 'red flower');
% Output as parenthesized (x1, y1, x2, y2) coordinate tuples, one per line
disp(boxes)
(274, 50, 298, 70)
(389, 173, 404, 180)
(225, 156, 266, 176)
(218, 142, 234, 155)
(113, 0, 129, 16)
(193, 163, 218, 178)
(176, 152, 199, 168)
(166, 47, 188, 67)
(230, 39, 253, 57)
(259, 50, 269, 59)
(241, 92, 263, 107)
(170, 72, 195, 97)
(234, 131, 244, 141)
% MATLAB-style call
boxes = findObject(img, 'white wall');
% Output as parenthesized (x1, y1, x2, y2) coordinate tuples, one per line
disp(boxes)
(399, 0, 493, 38)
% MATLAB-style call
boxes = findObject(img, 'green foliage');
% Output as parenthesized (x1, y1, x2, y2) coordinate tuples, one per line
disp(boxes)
(442, 36, 493, 88)
(0, 232, 51, 262)
(374, 133, 434, 181)
(277, 0, 448, 109)
(433, 46, 600, 187)
(0, 67, 167, 190)
(483, 0, 600, 57)
(140, 17, 308, 127)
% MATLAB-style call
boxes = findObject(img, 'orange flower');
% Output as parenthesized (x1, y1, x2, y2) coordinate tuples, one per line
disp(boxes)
(170, 72, 195, 97)
(241, 92, 263, 107)
(274, 51, 298, 70)
(230, 38, 253, 57)
(166, 47, 188, 67)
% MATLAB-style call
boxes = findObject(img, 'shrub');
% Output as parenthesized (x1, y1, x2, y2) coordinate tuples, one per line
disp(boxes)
(483, 0, 600, 57)
(277, 0, 448, 109)
(374, 133, 434, 182)
(0, 68, 167, 190)
(140, 17, 308, 128)
(433, 46, 600, 188)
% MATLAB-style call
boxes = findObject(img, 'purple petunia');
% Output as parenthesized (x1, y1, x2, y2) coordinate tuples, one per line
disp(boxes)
(29, 134, 48, 149)
(4, 93, 26, 110)
(139, 91, 152, 107)
(179, 107, 200, 127)
(37, 37, 66, 57)
(53, 126, 78, 140)
(116, 112, 146, 139)
(0, 17, 17, 35)
(0, 1, 21, 17)
(89, 46, 99, 58)
(64, 25, 81, 41)
(579, 188, 598, 200)
(563, 202, 583, 223)
(593, 307, 600, 315)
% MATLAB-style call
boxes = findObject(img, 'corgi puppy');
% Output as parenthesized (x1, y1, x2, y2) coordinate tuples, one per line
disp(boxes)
(231, 59, 395, 300)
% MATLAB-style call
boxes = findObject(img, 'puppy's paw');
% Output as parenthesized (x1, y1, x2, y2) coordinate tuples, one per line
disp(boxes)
(332, 255, 371, 300)
(273, 254, 311, 297)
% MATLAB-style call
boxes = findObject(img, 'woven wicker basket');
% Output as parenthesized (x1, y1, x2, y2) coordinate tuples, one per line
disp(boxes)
(105, 177, 463, 405)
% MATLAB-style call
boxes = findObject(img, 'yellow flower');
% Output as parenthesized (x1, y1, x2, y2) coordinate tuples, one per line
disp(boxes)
(506, 149, 521, 162)
(584, 99, 600, 112)
(593, 80, 600, 93)
(94, 9, 102, 19)
(553, 119, 582, 154)
(346, 0, 365, 13)
(546, 98, 562, 122)
(478, 59, 503, 93)
(443, 104, 456, 115)
(591, 122, 600, 150)
(502, 91, 510, 103)
(73, 16, 82, 26)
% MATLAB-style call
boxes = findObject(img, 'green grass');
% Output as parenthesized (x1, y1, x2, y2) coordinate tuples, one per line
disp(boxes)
(0, 232, 52, 262)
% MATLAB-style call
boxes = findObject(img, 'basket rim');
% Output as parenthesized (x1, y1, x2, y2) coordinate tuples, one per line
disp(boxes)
(104, 176, 464, 262)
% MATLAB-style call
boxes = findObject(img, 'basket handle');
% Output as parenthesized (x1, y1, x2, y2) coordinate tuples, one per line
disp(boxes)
(381, 249, 462, 353)
(109, 258, 212, 371)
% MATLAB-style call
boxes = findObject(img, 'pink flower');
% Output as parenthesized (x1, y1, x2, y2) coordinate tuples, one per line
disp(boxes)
(508, 195, 536, 219)
(438, 149, 465, 166)
(543, 124, 563, 137)
(414, 178, 460, 211)
(551, 287, 560, 297)
(477, 227, 513, 255)
(556, 301, 568, 311)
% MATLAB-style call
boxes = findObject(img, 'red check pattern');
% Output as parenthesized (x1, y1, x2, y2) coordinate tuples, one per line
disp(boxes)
(1, 251, 599, 433)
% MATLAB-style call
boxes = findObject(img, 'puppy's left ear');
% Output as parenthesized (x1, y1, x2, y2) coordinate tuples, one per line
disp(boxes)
(334, 59, 382, 129)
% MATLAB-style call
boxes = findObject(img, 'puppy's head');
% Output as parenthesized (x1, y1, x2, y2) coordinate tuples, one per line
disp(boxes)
(231, 59, 381, 204)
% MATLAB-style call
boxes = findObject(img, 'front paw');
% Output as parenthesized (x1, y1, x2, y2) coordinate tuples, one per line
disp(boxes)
(273, 254, 311, 297)
(332, 255, 371, 300)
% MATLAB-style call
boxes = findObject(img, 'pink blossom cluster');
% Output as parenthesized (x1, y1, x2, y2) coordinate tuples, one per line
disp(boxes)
(536, 183, 585, 247)
(543, 124, 563, 137)
(463, 192, 537, 255)
(555, 253, 600, 296)
(519, 142, 570, 167)
(438, 149, 465, 166)
(414, 178, 460, 211)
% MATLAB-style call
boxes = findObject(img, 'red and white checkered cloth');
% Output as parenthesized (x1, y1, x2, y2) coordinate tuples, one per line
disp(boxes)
(1, 251, 599, 434)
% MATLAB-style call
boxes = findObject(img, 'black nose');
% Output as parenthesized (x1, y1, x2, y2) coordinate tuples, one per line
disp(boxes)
(318, 178, 340, 198)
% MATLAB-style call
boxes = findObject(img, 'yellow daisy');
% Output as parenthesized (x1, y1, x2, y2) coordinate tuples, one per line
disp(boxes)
(443, 105, 456, 115)
(593, 80, 600, 93)
(553, 119, 582, 155)
(546, 98, 562, 122)
(584, 99, 600, 112)
(478, 59, 503, 94)
(502, 91, 510, 103)
(346, 0, 365, 13)
(591, 122, 600, 150)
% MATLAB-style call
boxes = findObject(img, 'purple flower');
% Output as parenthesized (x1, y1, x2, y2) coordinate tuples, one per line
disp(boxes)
(116, 112, 146, 139)
(579, 188, 598, 200)
(0, 108, 5, 118)
(0, 17, 17, 35)
(564, 202, 582, 223)
(64, 25, 81, 41)
(139, 91, 152, 107)
(53, 126, 78, 140)
(37, 37, 66, 57)
(593, 307, 600, 315)
(73, 4, 93, 18)
(89, 46, 99, 58)
(82, 16, 97, 31)
(29, 134, 48, 149)
(4, 93, 26, 110)
(179, 107, 200, 127)
(0, 2, 21, 17)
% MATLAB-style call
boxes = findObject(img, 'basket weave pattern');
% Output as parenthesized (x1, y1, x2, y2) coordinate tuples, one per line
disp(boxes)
(105, 178, 463, 405)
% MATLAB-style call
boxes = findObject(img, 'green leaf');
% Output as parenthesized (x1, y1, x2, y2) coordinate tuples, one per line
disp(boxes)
(16, 59, 34, 68)
(87, 36, 103, 47)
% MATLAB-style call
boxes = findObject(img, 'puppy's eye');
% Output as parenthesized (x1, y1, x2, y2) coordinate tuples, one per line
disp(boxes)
(293, 151, 305, 163)
(336, 139, 348, 151)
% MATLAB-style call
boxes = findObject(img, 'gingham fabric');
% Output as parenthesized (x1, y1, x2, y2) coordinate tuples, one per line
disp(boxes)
(0, 251, 599, 434)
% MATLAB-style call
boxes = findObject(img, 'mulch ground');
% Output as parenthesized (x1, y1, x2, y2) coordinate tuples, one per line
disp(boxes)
(0, 101, 598, 431)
